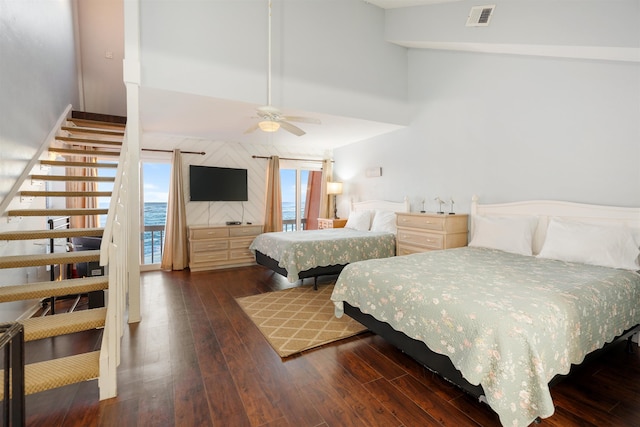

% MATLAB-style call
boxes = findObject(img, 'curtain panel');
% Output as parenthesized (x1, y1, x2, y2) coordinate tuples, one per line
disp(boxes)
(161, 149, 189, 270)
(263, 156, 282, 233)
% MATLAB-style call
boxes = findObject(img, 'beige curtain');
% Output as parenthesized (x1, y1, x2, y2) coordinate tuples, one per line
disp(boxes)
(318, 159, 332, 219)
(66, 148, 99, 229)
(263, 156, 282, 233)
(161, 149, 188, 270)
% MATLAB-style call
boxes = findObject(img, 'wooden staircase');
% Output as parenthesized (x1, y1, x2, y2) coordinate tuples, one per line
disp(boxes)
(0, 115, 125, 399)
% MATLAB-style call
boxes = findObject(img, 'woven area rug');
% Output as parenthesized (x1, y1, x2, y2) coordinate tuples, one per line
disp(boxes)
(236, 284, 367, 358)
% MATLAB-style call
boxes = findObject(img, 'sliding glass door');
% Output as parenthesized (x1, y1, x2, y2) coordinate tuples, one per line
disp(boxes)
(279, 161, 323, 231)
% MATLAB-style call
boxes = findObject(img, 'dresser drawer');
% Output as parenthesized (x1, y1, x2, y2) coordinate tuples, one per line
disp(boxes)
(191, 251, 229, 263)
(397, 214, 446, 231)
(397, 244, 426, 256)
(230, 248, 254, 260)
(397, 229, 444, 250)
(191, 228, 229, 240)
(192, 240, 228, 253)
(229, 225, 262, 237)
(230, 237, 254, 250)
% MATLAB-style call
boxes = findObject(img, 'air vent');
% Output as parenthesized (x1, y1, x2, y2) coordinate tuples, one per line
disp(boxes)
(466, 4, 495, 27)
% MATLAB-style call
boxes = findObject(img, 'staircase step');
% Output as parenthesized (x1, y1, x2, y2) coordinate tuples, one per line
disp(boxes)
(0, 276, 107, 302)
(40, 160, 118, 168)
(6, 208, 108, 217)
(68, 118, 125, 130)
(0, 250, 101, 270)
(20, 308, 106, 341)
(0, 351, 100, 399)
(48, 147, 120, 157)
(55, 136, 122, 147)
(0, 227, 104, 241)
(19, 190, 113, 198)
(30, 174, 115, 182)
(61, 126, 124, 137)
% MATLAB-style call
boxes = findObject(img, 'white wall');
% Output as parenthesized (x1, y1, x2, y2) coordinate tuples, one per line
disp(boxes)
(139, 0, 409, 125)
(0, 0, 80, 286)
(334, 48, 640, 215)
(77, 0, 126, 116)
(385, 1, 639, 50)
(0, 0, 79, 202)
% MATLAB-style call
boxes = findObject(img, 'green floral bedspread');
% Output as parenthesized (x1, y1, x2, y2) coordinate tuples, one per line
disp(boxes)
(249, 229, 396, 282)
(331, 247, 640, 427)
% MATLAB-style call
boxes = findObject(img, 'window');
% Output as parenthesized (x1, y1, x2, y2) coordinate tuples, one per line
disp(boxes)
(279, 161, 323, 231)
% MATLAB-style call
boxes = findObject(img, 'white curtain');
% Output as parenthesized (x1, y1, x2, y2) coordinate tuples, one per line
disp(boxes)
(161, 149, 188, 270)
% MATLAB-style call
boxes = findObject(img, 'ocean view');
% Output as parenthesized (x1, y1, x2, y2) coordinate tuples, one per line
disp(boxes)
(143, 202, 167, 264)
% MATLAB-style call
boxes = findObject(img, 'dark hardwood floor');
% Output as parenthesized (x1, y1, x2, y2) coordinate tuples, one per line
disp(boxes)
(15, 266, 640, 426)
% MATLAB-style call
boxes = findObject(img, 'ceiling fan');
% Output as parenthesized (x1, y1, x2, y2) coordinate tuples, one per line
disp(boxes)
(245, 0, 320, 137)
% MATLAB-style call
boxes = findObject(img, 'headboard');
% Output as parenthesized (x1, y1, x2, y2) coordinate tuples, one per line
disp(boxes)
(471, 195, 640, 254)
(350, 197, 410, 214)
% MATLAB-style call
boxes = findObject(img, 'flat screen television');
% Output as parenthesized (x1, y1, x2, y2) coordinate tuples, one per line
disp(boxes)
(189, 165, 248, 202)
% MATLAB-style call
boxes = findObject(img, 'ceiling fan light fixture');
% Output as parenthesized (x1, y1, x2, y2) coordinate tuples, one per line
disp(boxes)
(258, 120, 280, 132)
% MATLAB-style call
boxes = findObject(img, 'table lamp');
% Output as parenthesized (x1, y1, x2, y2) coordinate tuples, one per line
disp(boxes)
(326, 182, 343, 219)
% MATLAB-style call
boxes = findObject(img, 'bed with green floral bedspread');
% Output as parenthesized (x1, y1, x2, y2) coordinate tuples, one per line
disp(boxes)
(250, 228, 396, 282)
(331, 246, 640, 427)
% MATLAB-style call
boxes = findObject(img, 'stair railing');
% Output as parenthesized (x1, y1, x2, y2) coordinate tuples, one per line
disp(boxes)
(0, 322, 25, 427)
(96, 128, 130, 400)
(45, 216, 71, 315)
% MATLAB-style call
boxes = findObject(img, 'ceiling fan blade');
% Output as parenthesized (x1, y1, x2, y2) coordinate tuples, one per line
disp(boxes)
(282, 116, 321, 125)
(244, 123, 260, 134)
(279, 121, 306, 136)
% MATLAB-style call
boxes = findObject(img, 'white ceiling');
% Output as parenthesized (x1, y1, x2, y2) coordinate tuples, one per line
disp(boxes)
(139, 87, 405, 150)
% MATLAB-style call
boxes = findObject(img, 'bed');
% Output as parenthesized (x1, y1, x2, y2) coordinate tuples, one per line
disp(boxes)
(250, 198, 410, 287)
(331, 197, 640, 426)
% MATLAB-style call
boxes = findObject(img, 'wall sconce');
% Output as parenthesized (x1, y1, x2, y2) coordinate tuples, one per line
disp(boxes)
(326, 181, 343, 219)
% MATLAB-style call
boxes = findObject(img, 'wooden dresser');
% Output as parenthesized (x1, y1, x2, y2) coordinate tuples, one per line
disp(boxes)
(188, 224, 263, 272)
(396, 213, 468, 255)
(317, 218, 348, 229)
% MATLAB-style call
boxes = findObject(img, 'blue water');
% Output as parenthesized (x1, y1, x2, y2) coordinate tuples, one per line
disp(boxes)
(282, 201, 297, 221)
(143, 203, 167, 264)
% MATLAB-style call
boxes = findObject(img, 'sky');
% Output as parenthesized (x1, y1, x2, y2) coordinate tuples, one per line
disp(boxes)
(143, 163, 171, 202)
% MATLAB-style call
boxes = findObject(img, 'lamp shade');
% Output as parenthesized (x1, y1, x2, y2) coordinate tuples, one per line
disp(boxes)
(327, 181, 343, 195)
(258, 120, 280, 132)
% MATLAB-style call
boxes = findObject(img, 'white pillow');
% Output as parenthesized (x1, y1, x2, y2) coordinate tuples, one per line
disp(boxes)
(468, 215, 538, 256)
(344, 210, 372, 231)
(370, 210, 397, 234)
(537, 218, 640, 270)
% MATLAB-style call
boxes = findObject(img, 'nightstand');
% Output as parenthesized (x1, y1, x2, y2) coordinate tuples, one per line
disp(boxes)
(317, 218, 348, 229)
(396, 212, 468, 255)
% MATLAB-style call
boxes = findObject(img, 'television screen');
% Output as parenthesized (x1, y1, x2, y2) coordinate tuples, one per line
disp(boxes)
(189, 165, 248, 202)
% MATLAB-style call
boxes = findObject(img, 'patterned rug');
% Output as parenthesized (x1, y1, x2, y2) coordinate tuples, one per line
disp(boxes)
(236, 284, 367, 358)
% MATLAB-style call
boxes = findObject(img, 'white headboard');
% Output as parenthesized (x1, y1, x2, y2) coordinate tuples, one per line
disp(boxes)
(351, 197, 410, 214)
(471, 195, 640, 254)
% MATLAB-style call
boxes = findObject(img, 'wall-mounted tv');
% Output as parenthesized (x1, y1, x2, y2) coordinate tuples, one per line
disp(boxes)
(189, 165, 248, 202)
